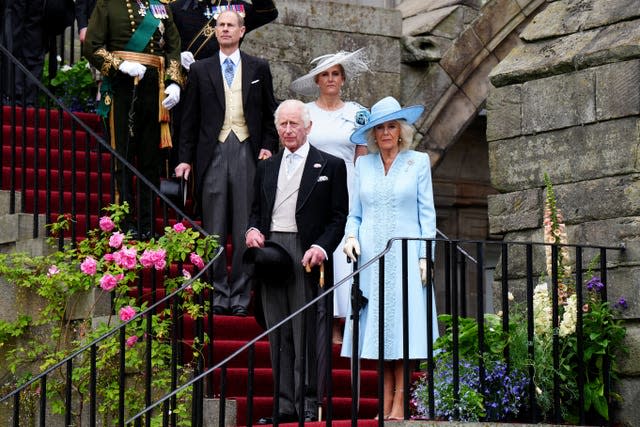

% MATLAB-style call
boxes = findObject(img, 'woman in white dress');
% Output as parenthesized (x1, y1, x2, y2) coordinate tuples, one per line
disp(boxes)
(342, 96, 439, 420)
(290, 49, 369, 343)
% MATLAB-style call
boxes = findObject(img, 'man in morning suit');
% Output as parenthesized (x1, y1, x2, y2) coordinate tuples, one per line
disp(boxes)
(245, 100, 348, 423)
(175, 10, 278, 316)
(169, 0, 278, 170)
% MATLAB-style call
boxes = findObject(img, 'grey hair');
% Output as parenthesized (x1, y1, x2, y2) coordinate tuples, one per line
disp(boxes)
(274, 99, 311, 128)
(365, 120, 415, 153)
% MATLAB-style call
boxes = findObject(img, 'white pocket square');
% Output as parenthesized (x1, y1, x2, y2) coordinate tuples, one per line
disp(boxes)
(251, 79, 260, 84)
(317, 176, 328, 182)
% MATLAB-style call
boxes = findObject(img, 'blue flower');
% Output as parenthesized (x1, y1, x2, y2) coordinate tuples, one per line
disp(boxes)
(412, 357, 529, 421)
(355, 109, 370, 127)
(615, 297, 628, 310)
(586, 276, 604, 292)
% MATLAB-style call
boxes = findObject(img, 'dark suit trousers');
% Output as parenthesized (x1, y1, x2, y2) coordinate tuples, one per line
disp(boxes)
(261, 232, 318, 417)
(9, 0, 45, 105)
(201, 131, 254, 310)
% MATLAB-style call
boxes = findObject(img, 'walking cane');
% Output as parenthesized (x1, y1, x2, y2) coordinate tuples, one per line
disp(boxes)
(305, 262, 327, 422)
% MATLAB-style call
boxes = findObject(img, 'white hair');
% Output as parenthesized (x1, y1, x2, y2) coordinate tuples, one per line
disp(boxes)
(274, 99, 311, 128)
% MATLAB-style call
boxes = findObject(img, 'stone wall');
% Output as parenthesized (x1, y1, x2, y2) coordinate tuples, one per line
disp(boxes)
(486, 0, 640, 424)
(239, 0, 403, 107)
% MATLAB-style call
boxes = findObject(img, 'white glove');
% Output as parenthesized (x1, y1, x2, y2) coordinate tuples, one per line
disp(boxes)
(419, 258, 427, 285)
(180, 51, 195, 71)
(162, 83, 180, 110)
(343, 236, 360, 263)
(118, 60, 146, 79)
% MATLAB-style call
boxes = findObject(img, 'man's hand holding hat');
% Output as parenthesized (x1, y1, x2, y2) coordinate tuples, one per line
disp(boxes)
(246, 228, 265, 249)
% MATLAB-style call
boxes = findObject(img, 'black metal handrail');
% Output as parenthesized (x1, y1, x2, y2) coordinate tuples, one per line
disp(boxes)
(1, 37, 220, 426)
(1, 32, 629, 427)
(0, 244, 224, 421)
(122, 237, 624, 427)
(0, 235, 626, 425)
(1, 42, 206, 246)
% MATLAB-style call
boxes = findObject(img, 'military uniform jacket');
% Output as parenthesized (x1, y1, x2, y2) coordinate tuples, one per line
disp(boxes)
(170, 0, 278, 59)
(84, 0, 184, 86)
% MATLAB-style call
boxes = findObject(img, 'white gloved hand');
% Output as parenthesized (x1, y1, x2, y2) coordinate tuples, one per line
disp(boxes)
(162, 83, 180, 110)
(118, 60, 146, 79)
(343, 236, 361, 263)
(419, 258, 428, 286)
(180, 51, 195, 71)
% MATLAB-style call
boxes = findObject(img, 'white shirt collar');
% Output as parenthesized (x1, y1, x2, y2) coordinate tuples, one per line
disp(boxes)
(220, 50, 241, 67)
(284, 142, 310, 160)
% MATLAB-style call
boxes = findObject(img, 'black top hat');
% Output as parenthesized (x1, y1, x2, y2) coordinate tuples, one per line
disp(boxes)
(243, 240, 294, 286)
(160, 176, 187, 208)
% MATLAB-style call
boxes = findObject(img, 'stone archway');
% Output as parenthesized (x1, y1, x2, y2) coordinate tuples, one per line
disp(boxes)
(399, 0, 546, 167)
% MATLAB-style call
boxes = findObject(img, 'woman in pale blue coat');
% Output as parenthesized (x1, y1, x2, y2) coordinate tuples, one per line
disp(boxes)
(341, 96, 439, 420)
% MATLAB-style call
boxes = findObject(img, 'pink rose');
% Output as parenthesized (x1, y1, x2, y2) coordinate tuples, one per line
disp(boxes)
(109, 231, 125, 249)
(152, 249, 166, 270)
(140, 249, 166, 270)
(103, 253, 114, 263)
(115, 247, 137, 270)
(126, 335, 138, 348)
(182, 268, 192, 280)
(140, 249, 155, 269)
(99, 274, 118, 291)
(173, 222, 186, 233)
(190, 252, 205, 269)
(80, 256, 98, 275)
(99, 216, 115, 232)
(119, 305, 136, 322)
(47, 265, 60, 277)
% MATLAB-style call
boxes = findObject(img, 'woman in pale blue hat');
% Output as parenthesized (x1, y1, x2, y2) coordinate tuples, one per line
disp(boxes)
(341, 96, 439, 420)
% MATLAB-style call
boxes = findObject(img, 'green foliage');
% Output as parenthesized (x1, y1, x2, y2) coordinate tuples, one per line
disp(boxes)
(41, 58, 97, 112)
(414, 178, 628, 423)
(0, 203, 218, 424)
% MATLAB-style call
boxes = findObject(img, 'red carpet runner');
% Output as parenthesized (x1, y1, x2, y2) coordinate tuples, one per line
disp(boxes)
(1, 106, 384, 425)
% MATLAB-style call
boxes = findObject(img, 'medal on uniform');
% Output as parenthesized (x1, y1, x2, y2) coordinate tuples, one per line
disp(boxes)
(152, 4, 168, 19)
(203, 5, 213, 19)
(136, 0, 147, 16)
(211, 4, 245, 20)
(158, 21, 165, 48)
(136, 0, 147, 17)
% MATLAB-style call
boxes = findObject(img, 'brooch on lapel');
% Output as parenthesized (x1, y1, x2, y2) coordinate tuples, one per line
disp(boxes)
(317, 176, 329, 182)
(313, 163, 322, 168)
(405, 159, 414, 172)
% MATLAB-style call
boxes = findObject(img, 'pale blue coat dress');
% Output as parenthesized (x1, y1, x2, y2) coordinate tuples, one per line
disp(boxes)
(340, 149, 439, 360)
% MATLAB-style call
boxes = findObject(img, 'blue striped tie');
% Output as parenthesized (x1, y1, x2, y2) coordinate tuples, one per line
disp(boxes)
(223, 58, 235, 86)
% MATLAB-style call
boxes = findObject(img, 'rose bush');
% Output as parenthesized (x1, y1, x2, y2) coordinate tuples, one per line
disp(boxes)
(0, 203, 218, 425)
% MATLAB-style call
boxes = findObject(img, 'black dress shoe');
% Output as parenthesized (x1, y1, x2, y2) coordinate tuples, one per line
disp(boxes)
(213, 306, 228, 315)
(304, 410, 318, 422)
(231, 305, 248, 317)
(257, 413, 296, 424)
